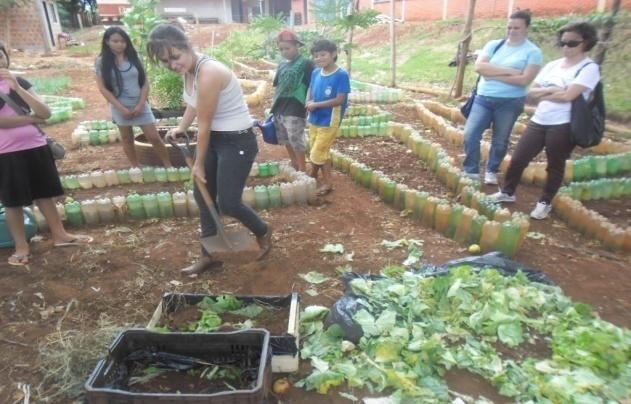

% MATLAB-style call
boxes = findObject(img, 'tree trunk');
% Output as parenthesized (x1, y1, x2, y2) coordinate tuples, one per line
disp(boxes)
(347, 26, 353, 75)
(453, 0, 476, 98)
(593, 0, 621, 65)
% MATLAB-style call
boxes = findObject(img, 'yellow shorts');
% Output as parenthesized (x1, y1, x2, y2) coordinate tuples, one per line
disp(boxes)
(308, 125, 339, 165)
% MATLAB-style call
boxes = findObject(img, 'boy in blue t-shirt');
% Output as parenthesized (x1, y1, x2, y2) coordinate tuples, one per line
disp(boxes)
(306, 39, 351, 196)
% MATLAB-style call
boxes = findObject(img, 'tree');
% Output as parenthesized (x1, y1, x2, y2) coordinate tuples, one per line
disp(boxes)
(452, 0, 476, 98)
(311, 0, 378, 74)
(593, 0, 622, 65)
(250, 13, 286, 59)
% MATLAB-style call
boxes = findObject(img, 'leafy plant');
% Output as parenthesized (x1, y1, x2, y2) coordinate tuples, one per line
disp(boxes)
(122, 0, 183, 109)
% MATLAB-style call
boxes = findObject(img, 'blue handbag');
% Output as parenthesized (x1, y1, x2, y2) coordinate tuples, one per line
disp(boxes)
(256, 115, 278, 145)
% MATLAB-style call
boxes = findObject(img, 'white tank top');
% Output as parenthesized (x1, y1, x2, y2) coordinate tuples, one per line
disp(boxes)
(182, 55, 252, 131)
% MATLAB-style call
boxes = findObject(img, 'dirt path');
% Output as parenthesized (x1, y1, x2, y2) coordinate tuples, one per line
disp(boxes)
(0, 51, 629, 404)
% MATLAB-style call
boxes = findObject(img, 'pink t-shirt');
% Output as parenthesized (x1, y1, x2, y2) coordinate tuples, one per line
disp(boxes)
(0, 80, 46, 154)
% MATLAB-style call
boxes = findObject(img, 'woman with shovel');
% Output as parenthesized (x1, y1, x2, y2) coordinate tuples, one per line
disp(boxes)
(147, 24, 272, 275)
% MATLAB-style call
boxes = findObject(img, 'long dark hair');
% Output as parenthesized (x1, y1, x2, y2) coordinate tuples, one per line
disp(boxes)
(0, 41, 9, 67)
(99, 27, 146, 96)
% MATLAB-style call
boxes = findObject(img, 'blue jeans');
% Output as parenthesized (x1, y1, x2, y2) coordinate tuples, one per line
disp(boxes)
(463, 95, 525, 175)
(193, 129, 268, 257)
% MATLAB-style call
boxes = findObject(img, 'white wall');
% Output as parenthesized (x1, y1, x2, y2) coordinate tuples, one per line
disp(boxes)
(158, 0, 232, 22)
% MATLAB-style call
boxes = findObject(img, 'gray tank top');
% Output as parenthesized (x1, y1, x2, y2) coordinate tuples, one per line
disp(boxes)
(182, 55, 251, 131)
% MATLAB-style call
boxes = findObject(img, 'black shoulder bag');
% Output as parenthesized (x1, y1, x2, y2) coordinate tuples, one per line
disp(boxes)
(460, 39, 506, 119)
(569, 62, 605, 148)
(0, 90, 66, 160)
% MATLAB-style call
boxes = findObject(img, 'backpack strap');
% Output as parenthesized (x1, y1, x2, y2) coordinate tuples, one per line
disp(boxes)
(574, 61, 598, 78)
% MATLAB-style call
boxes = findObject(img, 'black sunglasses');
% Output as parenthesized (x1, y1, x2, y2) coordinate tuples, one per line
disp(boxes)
(558, 40, 583, 48)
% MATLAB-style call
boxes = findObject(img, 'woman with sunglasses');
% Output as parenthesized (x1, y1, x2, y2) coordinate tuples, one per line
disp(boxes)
(491, 22, 601, 219)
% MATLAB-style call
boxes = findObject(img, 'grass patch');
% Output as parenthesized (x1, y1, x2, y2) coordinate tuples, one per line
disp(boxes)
(30, 76, 71, 95)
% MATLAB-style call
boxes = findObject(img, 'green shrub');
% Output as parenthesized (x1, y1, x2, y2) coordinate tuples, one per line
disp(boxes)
(30, 76, 71, 95)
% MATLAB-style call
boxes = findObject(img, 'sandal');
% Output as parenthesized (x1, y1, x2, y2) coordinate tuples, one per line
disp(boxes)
(54, 235, 94, 247)
(8, 254, 31, 266)
(316, 185, 333, 196)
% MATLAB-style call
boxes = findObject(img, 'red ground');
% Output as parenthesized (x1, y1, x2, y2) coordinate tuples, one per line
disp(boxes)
(0, 34, 629, 404)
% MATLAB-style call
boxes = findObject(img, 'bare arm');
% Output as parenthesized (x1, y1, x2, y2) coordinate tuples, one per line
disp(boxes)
(540, 83, 589, 103)
(14, 87, 51, 119)
(306, 93, 347, 112)
(192, 62, 228, 182)
(474, 55, 521, 77)
(95, 73, 132, 117)
(487, 64, 541, 87)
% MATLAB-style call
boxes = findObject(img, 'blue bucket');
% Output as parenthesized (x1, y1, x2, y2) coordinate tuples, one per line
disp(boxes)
(255, 116, 278, 145)
(0, 204, 38, 248)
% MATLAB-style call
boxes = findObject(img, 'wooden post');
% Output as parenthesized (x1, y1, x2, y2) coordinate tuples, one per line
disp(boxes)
(442, 0, 448, 20)
(390, 0, 396, 87)
(597, 0, 607, 12)
(453, 0, 476, 98)
(593, 0, 621, 65)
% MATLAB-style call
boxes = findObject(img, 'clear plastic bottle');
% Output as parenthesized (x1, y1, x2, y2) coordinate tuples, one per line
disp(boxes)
(104, 170, 119, 186)
(81, 199, 99, 225)
(186, 190, 199, 216)
(129, 167, 143, 184)
(280, 183, 295, 206)
(77, 173, 93, 190)
(250, 162, 259, 177)
(447, 204, 464, 238)
(97, 197, 115, 223)
(454, 207, 475, 244)
(142, 167, 157, 183)
(434, 203, 452, 235)
(157, 192, 175, 218)
(166, 167, 179, 183)
(242, 187, 256, 207)
(90, 170, 107, 188)
(112, 195, 126, 221)
(480, 220, 501, 252)
(178, 167, 191, 181)
(142, 193, 160, 218)
(154, 167, 167, 182)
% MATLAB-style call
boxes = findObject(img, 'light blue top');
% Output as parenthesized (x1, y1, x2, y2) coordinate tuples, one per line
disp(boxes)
(478, 39, 543, 98)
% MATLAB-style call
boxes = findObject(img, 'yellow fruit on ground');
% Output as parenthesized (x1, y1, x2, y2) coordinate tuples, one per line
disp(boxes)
(468, 244, 481, 254)
(273, 377, 290, 395)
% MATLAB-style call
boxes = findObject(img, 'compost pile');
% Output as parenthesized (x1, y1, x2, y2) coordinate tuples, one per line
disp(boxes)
(298, 265, 631, 402)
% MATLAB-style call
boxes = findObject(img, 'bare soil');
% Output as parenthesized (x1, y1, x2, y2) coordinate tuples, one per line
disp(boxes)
(582, 198, 631, 229)
(0, 33, 629, 404)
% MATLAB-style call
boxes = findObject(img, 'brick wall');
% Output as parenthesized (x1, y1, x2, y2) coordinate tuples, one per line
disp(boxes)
(293, 0, 631, 23)
(0, 1, 63, 52)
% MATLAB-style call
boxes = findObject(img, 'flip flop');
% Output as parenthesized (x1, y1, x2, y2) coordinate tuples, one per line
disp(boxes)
(54, 235, 94, 248)
(8, 254, 31, 266)
(316, 185, 333, 196)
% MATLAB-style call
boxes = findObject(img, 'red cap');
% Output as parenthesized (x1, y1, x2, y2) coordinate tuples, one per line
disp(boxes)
(277, 29, 304, 46)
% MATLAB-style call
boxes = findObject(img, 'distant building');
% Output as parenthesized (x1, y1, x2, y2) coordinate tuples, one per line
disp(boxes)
(155, 0, 291, 24)
(97, 0, 131, 23)
(0, 0, 64, 52)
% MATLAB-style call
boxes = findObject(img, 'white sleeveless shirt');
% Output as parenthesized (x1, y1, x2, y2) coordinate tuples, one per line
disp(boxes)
(182, 55, 252, 131)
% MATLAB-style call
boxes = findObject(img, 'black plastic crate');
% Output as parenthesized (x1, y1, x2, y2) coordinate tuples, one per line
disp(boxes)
(146, 293, 300, 373)
(85, 329, 270, 403)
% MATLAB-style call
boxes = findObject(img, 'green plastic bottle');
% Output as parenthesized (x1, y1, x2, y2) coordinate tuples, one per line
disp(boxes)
(126, 193, 145, 220)
(606, 155, 621, 176)
(258, 163, 270, 177)
(158, 192, 175, 218)
(99, 130, 110, 145)
(64, 201, 84, 226)
(268, 185, 282, 208)
(594, 156, 607, 178)
(142, 167, 157, 183)
(166, 167, 179, 182)
(383, 181, 396, 204)
(142, 194, 160, 218)
(66, 175, 80, 190)
(269, 162, 280, 176)
(496, 221, 520, 258)
(117, 169, 131, 185)
(254, 186, 270, 210)
(360, 167, 372, 188)
(469, 214, 487, 245)
(414, 191, 429, 220)
(178, 167, 191, 181)
(88, 130, 100, 146)
(154, 167, 167, 182)
(447, 204, 464, 239)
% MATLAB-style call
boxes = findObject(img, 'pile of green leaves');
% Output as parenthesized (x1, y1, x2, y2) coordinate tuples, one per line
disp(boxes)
(30, 75, 71, 95)
(185, 295, 264, 332)
(297, 266, 631, 402)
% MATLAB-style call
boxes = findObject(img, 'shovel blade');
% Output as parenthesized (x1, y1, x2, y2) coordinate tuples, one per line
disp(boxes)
(200, 229, 255, 254)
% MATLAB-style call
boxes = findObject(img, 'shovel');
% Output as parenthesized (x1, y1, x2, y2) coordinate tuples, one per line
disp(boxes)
(166, 132, 254, 254)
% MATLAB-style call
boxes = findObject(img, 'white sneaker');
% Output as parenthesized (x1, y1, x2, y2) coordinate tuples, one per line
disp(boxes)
(489, 191, 516, 203)
(530, 202, 552, 220)
(484, 172, 499, 185)
(464, 172, 480, 181)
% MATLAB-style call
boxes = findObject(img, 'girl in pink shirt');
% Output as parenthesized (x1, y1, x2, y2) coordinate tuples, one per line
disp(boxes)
(0, 41, 92, 266)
